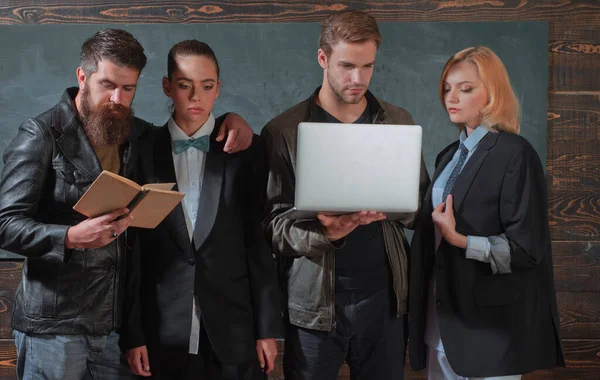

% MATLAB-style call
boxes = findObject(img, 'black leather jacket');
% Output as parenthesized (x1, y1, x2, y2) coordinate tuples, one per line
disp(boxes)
(0, 88, 149, 336)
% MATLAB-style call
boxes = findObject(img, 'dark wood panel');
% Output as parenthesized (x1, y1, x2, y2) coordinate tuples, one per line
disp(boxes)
(0, 263, 20, 340)
(546, 94, 599, 241)
(548, 142, 600, 191)
(548, 193, 600, 241)
(548, 93, 600, 142)
(0, 339, 16, 380)
(557, 292, 600, 340)
(524, 340, 600, 380)
(547, 141, 600, 241)
(0, 1, 599, 41)
(553, 242, 600, 293)
(549, 43, 600, 92)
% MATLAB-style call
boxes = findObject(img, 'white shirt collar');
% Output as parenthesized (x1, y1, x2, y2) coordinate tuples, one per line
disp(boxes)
(167, 113, 216, 142)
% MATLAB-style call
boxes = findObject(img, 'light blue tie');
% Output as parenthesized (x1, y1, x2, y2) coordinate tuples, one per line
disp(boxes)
(172, 135, 210, 154)
(442, 143, 469, 202)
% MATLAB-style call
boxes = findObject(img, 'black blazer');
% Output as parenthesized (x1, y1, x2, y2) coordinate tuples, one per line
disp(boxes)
(408, 131, 565, 377)
(124, 117, 282, 374)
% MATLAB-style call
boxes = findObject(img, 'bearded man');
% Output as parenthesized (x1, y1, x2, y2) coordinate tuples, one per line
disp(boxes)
(0, 29, 253, 380)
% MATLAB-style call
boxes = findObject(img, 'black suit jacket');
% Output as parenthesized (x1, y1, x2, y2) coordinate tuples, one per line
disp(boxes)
(409, 131, 565, 377)
(124, 116, 282, 374)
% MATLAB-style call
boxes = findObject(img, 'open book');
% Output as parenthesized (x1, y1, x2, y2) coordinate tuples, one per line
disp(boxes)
(73, 170, 184, 229)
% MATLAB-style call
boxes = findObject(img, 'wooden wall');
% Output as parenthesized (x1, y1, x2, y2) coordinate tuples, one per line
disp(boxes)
(0, 1, 598, 379)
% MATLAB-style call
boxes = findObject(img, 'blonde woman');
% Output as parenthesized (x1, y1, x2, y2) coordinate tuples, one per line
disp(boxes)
(408, 46, 565, 379)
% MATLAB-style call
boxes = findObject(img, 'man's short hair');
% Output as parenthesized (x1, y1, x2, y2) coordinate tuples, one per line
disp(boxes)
(80, 29, 147, 75)
(319, 10, 382, 57)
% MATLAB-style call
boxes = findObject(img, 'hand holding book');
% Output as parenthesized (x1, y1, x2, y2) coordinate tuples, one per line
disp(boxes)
(73, 170, 184, 229)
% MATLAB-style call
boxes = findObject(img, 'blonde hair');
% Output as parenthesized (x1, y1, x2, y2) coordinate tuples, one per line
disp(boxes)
(439, 46, 520, 134)
(319, 10, 382, 57)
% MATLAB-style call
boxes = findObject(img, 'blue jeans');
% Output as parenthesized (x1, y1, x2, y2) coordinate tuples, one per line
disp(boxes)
(13, 330, 134, 380)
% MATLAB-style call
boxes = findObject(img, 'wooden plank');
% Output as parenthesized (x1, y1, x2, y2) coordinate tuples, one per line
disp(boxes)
(553, 242, 600, 293)
(548, 93, 600, 142)
(0, 1, 597, 44)
(524, 340, 600, 380)
(546, 95, 599, 241)
(547, 141, 600, 241)
(0, 263, 20, 340)
(557, 292, 600, 340)
(548, 143, 600, 192)
(0, 339, 15, 380)
(0, 0, 599, 42)
(549, 43, 600, 91)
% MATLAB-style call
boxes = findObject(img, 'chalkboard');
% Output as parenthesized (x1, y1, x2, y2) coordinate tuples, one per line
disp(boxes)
(0, 22, 548, 259)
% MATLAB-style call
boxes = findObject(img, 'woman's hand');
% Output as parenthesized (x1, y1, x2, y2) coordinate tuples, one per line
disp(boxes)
(432, 194, 467, 249)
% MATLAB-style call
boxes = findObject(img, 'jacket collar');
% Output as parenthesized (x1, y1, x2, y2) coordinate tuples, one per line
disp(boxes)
(443, 131, 500, 211)
(153, 119, 226, 254)
(306, 86, 386, 124)
(53, 87, 103, 183)
(52, 87, 140, 182)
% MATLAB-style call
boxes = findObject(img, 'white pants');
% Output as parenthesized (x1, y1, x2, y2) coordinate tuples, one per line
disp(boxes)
(427, 347, 522, 380)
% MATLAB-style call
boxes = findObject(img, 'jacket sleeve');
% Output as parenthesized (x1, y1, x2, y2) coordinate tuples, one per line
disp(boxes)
(0, 118, 70, 261)
(244, 135, 284, 339)
(394, 154, 430, 229)
(261, 127, 343, 258)
(500, 143, 551, 269)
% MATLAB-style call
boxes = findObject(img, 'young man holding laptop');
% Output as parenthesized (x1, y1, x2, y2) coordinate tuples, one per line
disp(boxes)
(261, 10, 430, 380)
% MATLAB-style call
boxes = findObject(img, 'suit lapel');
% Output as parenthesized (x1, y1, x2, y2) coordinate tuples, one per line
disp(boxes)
(154, 125, 192, 254)
(415, 142, 457, 256)
(450, 132, 499, 211)
(432, 142, 459, 185)
(192, 125, 225, 251)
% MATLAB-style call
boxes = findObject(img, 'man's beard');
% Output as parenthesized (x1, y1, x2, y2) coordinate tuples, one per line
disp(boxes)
(80, 87, 134, 147)
(327, 71, 366, 105)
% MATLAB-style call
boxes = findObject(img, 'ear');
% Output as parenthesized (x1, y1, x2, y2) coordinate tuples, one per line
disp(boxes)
(317, 48, 328, 70)
(215, 80, 221, 100)
(76, 67, 87, 89)
(162, 76, 172, 98)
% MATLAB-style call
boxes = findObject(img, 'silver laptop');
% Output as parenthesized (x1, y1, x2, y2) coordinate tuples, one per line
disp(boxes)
(281, 122, 423, 219)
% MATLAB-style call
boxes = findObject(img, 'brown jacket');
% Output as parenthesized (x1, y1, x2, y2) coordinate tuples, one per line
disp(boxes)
(261, 87, 430, 331)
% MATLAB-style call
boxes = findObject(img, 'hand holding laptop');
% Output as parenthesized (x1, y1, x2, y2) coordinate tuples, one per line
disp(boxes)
(317, 211, 386, 241)
(281, 122, 423, 220)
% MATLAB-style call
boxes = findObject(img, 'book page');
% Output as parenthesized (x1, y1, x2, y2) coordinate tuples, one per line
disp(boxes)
(142, 183, 176, 191)
(130, 189, 184, 228)
(73, 170, 141, 218)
